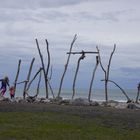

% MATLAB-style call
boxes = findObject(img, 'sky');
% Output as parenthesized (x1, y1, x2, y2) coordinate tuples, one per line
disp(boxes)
(0, 0, 140, 90)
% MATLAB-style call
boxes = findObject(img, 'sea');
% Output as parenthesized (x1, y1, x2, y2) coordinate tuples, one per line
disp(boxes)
(5, 88, 138, 102)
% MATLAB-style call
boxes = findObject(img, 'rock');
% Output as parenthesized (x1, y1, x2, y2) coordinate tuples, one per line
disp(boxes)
(127, 103, 137, 109)
(2, 97, 11, 103)
(26, 96, 36, 103)
(40, 98, 50, 103)
(90, 101, 99, 106)
(115, 102, 128, 109)
(70, 98, 90, 106)
(59, 99, 70, 105)
(127, 103, 140, 109)
(15, 97, 23, 103)
(50, 97, 63, 103)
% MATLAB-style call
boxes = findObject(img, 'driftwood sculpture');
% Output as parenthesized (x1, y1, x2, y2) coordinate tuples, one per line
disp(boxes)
(57, 34, 77, 97)
(68, 51, 99, 100)
(88, 55, 99, 102)
(35, 39, 51, 98)
(23, 58, 35, 99)
(97, 45, 116, 102)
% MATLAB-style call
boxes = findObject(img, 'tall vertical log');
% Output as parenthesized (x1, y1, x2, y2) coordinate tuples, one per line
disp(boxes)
(14, 59, 21, 93)
(36, 39, 48, 98)
(35, 69, 42, 98)
(72, 52, 85, 100)
(57, 34, 77, 97)
(97, 45, 116, 102)
(88, 56, 99, 102)
(136, 83, 140, 103)
(23, 58, 35, 99)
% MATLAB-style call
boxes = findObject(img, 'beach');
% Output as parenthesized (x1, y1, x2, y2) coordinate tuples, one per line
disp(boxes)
(0, 101, 140, 123)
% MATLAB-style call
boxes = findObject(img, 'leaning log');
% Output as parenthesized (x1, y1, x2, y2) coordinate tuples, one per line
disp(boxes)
(101, 79, 131, 101)
(14, 59, 21, 93)
(88, 56, 99, 102)
(72, 52, 85, 100)
(36, 39, 48, 98)
(57, 34, 77, 97)
(23, 58, 35, 99)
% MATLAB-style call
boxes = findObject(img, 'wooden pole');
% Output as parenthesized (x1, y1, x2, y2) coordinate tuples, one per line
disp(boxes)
(136, 83, 140, 103)
(57, 34, 77, 97)
(97, 45, 116, 102)
(88, 56, 99, 102)
(23, 58, 35, 99)
(36, 39, 48, 98)
(72, 52, 85, 100)
(14, 59, 21, 93)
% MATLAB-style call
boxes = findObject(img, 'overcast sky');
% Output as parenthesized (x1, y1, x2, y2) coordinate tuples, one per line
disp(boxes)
(0, 0, 140, 90)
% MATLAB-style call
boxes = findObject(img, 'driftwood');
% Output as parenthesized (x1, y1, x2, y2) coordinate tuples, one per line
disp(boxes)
(48, 66, 55, 98)
(36, 39, 50, 98)
(14, 59, 21, 93)
(136, 83, 140, 103)
(57, 34, 77, 97)
(72, 51, 86, 99)
(88, 56, 99, 102)
(101, 79, 131, 101)
(67, 51, 99, 54)
(36, 69, 42, 97)
(26, 67, 43, 91)
(23, 58, 35, 99)
(97, 45, 116, 102)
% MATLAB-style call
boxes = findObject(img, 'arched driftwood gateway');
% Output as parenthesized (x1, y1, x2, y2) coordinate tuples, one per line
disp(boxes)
(67, 51, 99, 100)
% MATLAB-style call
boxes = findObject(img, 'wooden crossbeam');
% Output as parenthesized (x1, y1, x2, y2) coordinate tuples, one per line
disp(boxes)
(67, 51, 99, 55)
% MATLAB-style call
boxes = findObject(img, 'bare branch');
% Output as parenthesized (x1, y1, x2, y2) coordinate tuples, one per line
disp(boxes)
(101, 79, 131, 101)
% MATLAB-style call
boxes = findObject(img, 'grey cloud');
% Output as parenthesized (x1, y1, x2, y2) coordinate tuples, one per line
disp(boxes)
(0, 0, 91, 9)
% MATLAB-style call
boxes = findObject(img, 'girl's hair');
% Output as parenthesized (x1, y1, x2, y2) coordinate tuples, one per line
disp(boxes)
(4, 76, 9, 83)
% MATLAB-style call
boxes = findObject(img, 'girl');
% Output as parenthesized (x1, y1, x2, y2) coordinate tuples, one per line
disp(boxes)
(0, 76, 10, 96)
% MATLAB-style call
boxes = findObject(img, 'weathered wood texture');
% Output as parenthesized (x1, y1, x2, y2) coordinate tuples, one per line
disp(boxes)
(57, 34, 77, 97)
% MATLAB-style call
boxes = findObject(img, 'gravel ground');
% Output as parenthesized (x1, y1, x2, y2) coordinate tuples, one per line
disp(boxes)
(0, 102, 140, 130)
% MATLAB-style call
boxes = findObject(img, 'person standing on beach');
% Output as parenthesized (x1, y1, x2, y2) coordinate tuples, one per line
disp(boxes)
(9, 86, 15, 99)
(0, 76, 10, 96)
